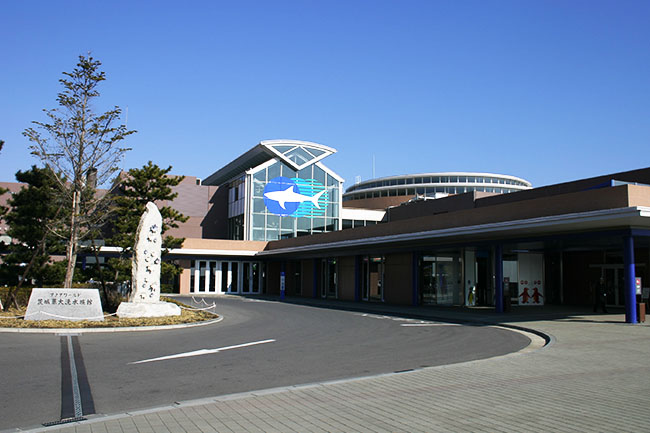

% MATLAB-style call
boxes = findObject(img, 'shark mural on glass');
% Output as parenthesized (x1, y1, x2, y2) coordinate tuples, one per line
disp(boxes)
(263, 176, 328, 217)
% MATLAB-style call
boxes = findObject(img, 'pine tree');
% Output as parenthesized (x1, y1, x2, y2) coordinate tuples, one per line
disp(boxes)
(1, 167, 65, 309)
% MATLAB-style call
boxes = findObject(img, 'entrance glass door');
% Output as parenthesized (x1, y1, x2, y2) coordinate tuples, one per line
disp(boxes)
(604, 267, 624, 306)
(420, 257, 436, 304)
(420, 255, 462, 305)
(321, 259, 337, 298)
(242, 262, 251, 293)
(362, 256, 384, 301)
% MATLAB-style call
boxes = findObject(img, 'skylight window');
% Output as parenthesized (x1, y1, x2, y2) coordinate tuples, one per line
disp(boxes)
(263, 140, 336, 170)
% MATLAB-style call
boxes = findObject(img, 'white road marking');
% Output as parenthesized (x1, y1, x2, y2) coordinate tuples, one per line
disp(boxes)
(130, 339, 276, 364)
(359, 313, 458, 327)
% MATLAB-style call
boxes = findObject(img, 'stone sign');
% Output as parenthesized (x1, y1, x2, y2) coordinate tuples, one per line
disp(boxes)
(117, 202, 181, 318)
(25, 288, 104, 321)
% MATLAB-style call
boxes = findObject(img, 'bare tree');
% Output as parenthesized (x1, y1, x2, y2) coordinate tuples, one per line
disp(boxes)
(24, 55, 136, 288)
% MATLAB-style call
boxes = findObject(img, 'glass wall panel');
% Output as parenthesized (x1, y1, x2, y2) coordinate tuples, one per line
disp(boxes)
(190, 262, 196, 293)
(297, 217, 311, 231)
(221, 262, 229, 293)
(420, 254, 462, 305)
(268, 163, 281, 179)
(253, 199, 266, 212)
(267, 214, 280, 229)
(243, 262, 251, 293)
(253, 181, 265, 197)
(253, 214, 265, 228)
(231, 262, 239, 293)
(313, 165, 326, 184)
(253, 169, 266, 182)
(199, 261, 206, 292)
(281, 163, 297, 178)
(298, 166, 312, 179)
(209, 262, 216, 292)
(280, 217, 292, 230)
(252, 262, 260, 293)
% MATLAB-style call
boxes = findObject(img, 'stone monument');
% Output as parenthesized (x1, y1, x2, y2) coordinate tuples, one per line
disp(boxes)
(116, 202, 181, 318)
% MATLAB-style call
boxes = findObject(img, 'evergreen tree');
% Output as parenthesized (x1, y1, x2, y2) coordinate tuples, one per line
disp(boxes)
(1, 167, 65, 309)
(107, 161, 188, 286)
(24, 55, 135, 288)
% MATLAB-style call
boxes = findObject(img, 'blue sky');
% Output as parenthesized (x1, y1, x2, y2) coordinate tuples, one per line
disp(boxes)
(1, 0, 649, 189)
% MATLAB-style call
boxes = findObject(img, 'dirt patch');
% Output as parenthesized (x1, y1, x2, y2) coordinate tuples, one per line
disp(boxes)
(0, 297, 217, 328)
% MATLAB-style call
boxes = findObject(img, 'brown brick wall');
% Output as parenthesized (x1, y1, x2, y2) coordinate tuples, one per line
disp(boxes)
(301, 259, 316, 298)
(343, 196, 411, 210)
(179, 259, 192, 295)
(338, 256, 356, 301)
(383, 253, 413, 305)
(627, 185, 650, 207)
(182, 238, 268, 251)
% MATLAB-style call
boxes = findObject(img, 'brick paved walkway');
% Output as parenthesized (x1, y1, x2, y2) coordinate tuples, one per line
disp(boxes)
(22, 304, 650, 433)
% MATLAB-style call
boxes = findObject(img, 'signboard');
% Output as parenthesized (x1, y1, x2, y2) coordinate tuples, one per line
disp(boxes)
(280, 272, 286, 300)
(25, 288, 104, 321)
(263, 177, 328, 217)
(517, 254, 544, 305)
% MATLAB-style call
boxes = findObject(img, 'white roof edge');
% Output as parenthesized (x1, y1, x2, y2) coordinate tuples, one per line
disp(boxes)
(257, 206, 650, 256)
(168, 248, 261, 256)
(260, 139, 337, 155)
(343, 183, 532, 194)
(351, 172, 532, 188)
(98, 246, 262, 256)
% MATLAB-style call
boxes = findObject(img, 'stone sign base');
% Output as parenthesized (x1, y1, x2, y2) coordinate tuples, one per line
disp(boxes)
(25, 288, 104, 321)
(116, 301, 181, 318)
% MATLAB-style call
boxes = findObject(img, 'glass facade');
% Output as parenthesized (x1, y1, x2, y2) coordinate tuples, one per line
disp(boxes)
(250, 160, 341, 241)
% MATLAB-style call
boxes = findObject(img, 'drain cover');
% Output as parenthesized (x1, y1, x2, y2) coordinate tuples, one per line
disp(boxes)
(42, 416, 86, 427)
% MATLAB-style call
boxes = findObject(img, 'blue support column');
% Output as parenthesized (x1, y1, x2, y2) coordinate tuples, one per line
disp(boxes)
(354, 256, 361, 302)
(412, 252, 419, 306)
(495, 245, 504, 313)
(623, 235, 638, 323)
(280, 262, 286, 300)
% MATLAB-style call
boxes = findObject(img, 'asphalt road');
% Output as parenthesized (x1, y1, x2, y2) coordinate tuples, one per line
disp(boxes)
(0, 296, 530, 431)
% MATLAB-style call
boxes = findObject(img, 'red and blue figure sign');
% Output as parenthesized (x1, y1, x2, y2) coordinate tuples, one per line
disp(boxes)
(263, 177, 328, 217)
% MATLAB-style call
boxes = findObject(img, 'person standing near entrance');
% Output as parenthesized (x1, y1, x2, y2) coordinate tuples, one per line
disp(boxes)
(594, 277, 608, 313)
